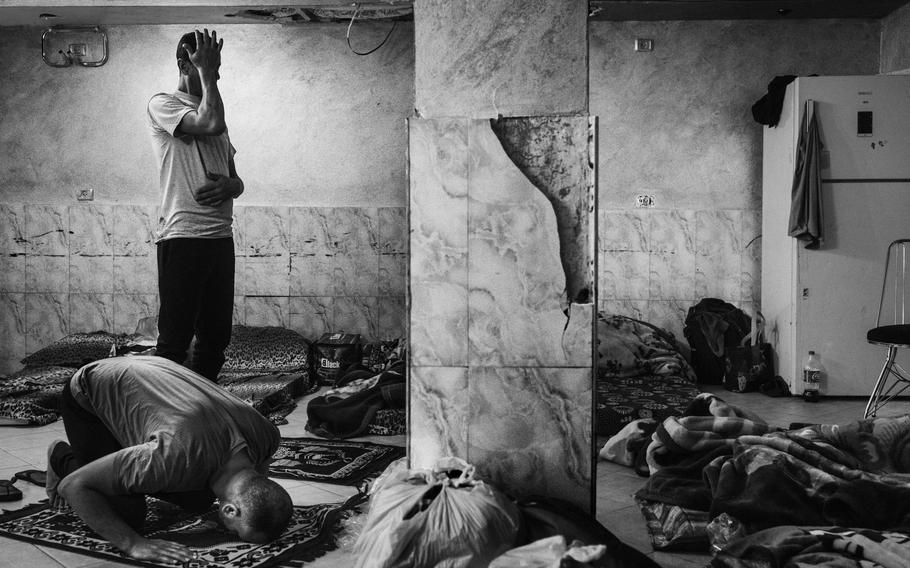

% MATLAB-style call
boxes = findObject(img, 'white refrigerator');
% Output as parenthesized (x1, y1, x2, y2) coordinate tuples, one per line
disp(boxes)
(761, 75, 910, 396)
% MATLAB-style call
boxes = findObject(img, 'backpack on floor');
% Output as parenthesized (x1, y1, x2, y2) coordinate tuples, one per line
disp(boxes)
(683, 298, 751, 384)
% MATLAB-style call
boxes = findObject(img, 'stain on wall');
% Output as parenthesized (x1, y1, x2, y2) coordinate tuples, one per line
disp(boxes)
(491, 115, 596, 304)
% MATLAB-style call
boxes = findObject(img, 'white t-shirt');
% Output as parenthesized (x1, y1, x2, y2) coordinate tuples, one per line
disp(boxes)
(147, 91, 236, 243)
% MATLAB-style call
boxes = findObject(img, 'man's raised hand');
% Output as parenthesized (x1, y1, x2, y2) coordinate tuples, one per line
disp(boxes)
(183, 28, 223, 76)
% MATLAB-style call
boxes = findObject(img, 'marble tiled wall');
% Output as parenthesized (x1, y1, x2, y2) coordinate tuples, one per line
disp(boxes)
(0, 203, 407, 374)
(598, 207, 761, 344)
(409, 117, 595, 511)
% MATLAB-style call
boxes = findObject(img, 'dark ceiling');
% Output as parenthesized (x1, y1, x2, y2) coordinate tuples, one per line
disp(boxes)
(588, 0, 910, 21)
(2, 1, 910, 27)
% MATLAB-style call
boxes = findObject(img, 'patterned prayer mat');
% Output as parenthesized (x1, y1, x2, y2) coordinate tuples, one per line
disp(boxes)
(0, 495, 361, 568)
(270, 438, 405, 486)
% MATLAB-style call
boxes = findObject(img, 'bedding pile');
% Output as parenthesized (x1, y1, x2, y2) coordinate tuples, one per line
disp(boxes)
(1, 326, 408, 435)
(595, 313, 701, 437)
(0, 331, 132, 426)
(0, 365, 74, 426)
(216, 325, 315, 424)
(3, 327, 304, 423)
(634, 393, 910, 565)
(0, 327, 314, 426)
(306, 360, 406, 439)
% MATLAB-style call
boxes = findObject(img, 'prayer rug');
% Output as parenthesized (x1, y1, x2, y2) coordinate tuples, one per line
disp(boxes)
(270, 438, 405, 486)
(0, 495, 362, 568)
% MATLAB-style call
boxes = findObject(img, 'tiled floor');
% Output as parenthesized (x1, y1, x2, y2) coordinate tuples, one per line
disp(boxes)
(0, 385, 901, 568)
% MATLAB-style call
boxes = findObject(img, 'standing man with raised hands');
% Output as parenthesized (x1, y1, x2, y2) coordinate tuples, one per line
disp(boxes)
(147, 28, 244, 381)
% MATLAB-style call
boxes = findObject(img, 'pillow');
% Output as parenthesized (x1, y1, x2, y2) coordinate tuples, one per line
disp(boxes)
(221, 325, 311, 374)
(20, 332, 130, 368)
(596, 314, 649, 377)
(596, 313, 696, 381)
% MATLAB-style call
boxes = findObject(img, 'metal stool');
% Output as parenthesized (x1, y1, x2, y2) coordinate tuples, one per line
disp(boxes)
(865, 238, 910, 418)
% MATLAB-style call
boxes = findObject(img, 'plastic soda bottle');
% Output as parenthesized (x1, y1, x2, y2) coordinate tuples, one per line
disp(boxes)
(802, 350, 823, 402)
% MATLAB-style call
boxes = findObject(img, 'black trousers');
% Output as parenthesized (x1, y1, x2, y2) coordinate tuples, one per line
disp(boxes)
(156, 237, 235, 381)
(52, 381, 215, 529)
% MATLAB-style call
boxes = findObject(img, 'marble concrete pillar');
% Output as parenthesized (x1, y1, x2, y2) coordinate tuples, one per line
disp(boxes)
(408, 0, 593, 510)
(408, 116, 595, 509)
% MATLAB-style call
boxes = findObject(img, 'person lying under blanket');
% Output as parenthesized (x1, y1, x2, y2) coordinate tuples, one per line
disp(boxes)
(46, 355, 293, 564)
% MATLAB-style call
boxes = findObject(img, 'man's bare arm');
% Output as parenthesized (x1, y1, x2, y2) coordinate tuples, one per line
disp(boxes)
(176, 29, 225, 136)
(192, 157, 243, 207)
(57, 452, 196, 564)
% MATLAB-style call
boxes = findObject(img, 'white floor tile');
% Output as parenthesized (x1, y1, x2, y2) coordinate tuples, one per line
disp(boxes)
(0, 448, 31, 470)
(38, 545, 127, 568)
(0, 539, 66, 568)
(0, 381, 882, 568)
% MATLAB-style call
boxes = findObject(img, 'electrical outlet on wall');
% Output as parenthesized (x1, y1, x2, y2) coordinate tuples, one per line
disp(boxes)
(76, 188, 94, 201)
(634, 38, 654, 52)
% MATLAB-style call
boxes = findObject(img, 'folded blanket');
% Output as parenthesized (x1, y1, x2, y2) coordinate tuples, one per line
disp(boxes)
(645, 392, 776, 474)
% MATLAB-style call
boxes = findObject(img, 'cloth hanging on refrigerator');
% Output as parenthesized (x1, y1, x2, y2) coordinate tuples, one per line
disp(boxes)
(787, 101, 824, 249)
(751, 74, 797, 127)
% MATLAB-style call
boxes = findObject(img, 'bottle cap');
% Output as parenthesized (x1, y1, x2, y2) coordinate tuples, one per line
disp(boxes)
(808, 350, 815, 355)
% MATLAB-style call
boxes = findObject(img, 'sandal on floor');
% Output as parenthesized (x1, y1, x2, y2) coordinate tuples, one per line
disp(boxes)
(14, 469, 47, 487)
(0, 479, 22, 502)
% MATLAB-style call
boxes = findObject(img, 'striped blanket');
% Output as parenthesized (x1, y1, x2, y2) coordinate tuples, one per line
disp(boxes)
(637, 394, 910, 534)
(714, 526, 910, 568)
(644, 393, 775, 473)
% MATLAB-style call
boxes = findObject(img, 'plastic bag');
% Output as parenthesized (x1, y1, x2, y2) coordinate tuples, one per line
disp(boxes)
(352, 456, 522, 568)
(706, 512, 746, 555)
(489, 535, 606, 568)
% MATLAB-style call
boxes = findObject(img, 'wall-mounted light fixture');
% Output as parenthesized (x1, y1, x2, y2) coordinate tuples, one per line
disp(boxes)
(42, 26, 108, 67)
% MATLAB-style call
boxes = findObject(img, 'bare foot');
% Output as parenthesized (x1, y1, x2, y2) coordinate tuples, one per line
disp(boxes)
(46, 439, 69, 510)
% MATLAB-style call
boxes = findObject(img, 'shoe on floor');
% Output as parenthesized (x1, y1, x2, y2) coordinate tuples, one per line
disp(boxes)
(14, 469, 47, 488)
(0, 479, 22, 502)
